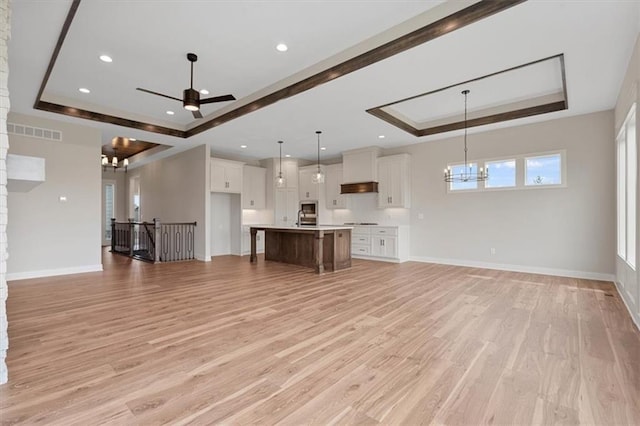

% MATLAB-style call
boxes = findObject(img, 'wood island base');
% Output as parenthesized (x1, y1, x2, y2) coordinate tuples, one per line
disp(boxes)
(250, 226, 352, 274)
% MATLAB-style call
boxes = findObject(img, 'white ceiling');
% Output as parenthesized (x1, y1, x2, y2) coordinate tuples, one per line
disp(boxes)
(8, 0, 640, 165)
(389, 57, 564, 125)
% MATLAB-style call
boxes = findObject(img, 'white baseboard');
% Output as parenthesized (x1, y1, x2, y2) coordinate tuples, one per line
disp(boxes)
(7, 264, 103, 281)
(195, 255, 211, 262)
(352, 255, 403, 263)
(614, 280, 640, 331)
(409, 256, 615, 282)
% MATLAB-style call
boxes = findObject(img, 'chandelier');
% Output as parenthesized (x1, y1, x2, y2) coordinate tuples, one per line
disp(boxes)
(101, 148, 128, 172)
(444, 89, 488, 183)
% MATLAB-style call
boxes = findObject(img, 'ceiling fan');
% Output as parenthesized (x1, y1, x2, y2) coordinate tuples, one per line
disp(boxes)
(136, 53, 236, 119)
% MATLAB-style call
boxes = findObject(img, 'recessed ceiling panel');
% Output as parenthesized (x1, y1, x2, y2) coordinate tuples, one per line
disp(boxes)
(367, 54, 567, 137)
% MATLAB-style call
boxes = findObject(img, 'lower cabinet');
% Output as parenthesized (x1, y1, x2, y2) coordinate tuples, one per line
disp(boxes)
(351, 226, 408, 262)
(371, 235, 397, 258)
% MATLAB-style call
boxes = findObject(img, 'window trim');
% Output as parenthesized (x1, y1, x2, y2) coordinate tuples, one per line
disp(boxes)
(616, 103, 636, 270)
(524, 151, 566, 188)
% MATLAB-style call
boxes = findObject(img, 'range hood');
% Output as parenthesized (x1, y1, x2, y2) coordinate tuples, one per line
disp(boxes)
(340, 147, 380, 194)
(341, 181, 378, 194)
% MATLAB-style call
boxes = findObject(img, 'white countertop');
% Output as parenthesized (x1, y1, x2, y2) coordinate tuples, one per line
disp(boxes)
(249, 225, 354, 231)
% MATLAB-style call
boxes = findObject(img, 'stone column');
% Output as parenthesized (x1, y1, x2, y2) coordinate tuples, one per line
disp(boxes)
(0, 0, 11, 384)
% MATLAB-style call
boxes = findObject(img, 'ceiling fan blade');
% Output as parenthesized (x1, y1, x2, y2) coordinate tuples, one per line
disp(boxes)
(192, 110, 203, 119)
(136, 88, 182, 102)
(200, 94, 236, 104)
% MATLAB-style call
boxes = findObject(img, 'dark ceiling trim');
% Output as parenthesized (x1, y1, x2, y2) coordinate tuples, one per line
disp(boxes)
(366, 109, 420, 137)
(416, 101, 567, 136)
(367, 53, 568, 137)
(186, 0, 527, 137)
(36, 101, 185, 138)
(35, 0, 528, 139)
(34, 0, 80, 105)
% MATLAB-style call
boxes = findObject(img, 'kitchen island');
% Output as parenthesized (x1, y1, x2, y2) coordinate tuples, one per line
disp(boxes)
(249, 225, 352, 274)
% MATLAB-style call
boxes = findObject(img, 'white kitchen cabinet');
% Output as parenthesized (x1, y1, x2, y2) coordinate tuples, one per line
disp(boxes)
(211, 158, 243, 193)
(275, 188, 299, 226)
(279, 159, 298, 188)
(242, 165, 266, 209)
(377, 154, 411, 208)
(350, 225, 409, 262)
(325, 164, 348, 209)
(371, 235, 398, 258)
(299, 165, 324, 201)
(342, 147, 380, 184)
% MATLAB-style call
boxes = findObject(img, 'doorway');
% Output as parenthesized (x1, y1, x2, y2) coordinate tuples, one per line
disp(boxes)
(211, 193, 241, 256)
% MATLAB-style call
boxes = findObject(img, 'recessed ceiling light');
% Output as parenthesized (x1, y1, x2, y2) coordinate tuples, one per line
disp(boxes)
(276, 43, 288, 52)
(99, 55, 112, 63)
(378, 135, 385, 139)
(240, 145, 247, 149)
(78, 87, 90, 93)
(200, 89, 209, 95)
(166, 110, 175, 115)
(320, 147, 327, 151)
(285, 154, 291, 158)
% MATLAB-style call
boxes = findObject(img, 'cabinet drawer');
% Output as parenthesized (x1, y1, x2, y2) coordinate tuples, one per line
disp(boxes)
(352, 226, 371, 235)
(352, 235, 371, 245)
(352, 244, 371, 255)
(371, 227, 397, 236)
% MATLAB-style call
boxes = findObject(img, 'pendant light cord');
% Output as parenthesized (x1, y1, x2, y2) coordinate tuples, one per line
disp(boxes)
(278, 141, 283, 177)
(316, 131, 321, 173)
(463, 89, 469, 172)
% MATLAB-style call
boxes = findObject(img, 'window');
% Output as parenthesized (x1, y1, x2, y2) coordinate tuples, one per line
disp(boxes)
(446, 150, 565, 193)
(485, 159, 516, 188)
(104, 183, 114, 240)
(449, 163, 479, 191)
(618, 131, 626, 259)
(617, 104, 636, 269)
(525, 153, 562, 186)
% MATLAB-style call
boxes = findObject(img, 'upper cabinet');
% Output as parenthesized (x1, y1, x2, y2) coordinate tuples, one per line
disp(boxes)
(325, 164, 348, 209)
(377, 154, 411, 209)
(299, 165, 324, 201)
(273, 158, 298, 189)
(342, 147, 380, 184)
(243, 165, 266, 209)
(211, 158, 243, 193)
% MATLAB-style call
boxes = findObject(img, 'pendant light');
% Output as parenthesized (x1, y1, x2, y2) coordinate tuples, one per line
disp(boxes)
(311, 131, 325, 184)
(444, 90, 488, 183)
(276, 140, 285, 188)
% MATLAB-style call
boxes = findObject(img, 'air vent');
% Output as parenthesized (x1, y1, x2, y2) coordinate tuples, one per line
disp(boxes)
(7, 123, 62, 142)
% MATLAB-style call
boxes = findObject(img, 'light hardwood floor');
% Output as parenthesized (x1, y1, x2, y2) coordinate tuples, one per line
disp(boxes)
(1, 252, 639, 425)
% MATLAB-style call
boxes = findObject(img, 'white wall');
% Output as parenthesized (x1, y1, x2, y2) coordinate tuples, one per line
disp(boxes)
(383, 111, 615, 280)
(332, 193, 410, 226)
(126, 144, 209, 260)
(615, 33, 640, 329)
(7, 113, 102, 280)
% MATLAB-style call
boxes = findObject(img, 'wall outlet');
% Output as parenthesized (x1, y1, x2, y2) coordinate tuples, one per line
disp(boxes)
(418, 213, 424, 220)
(490, 247, 496, 255)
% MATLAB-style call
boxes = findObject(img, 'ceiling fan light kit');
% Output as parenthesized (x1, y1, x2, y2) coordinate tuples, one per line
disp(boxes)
(137, 52, 236, 119)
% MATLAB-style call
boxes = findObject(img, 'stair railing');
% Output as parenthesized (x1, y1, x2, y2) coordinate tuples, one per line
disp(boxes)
(110, 218, 197, 262)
